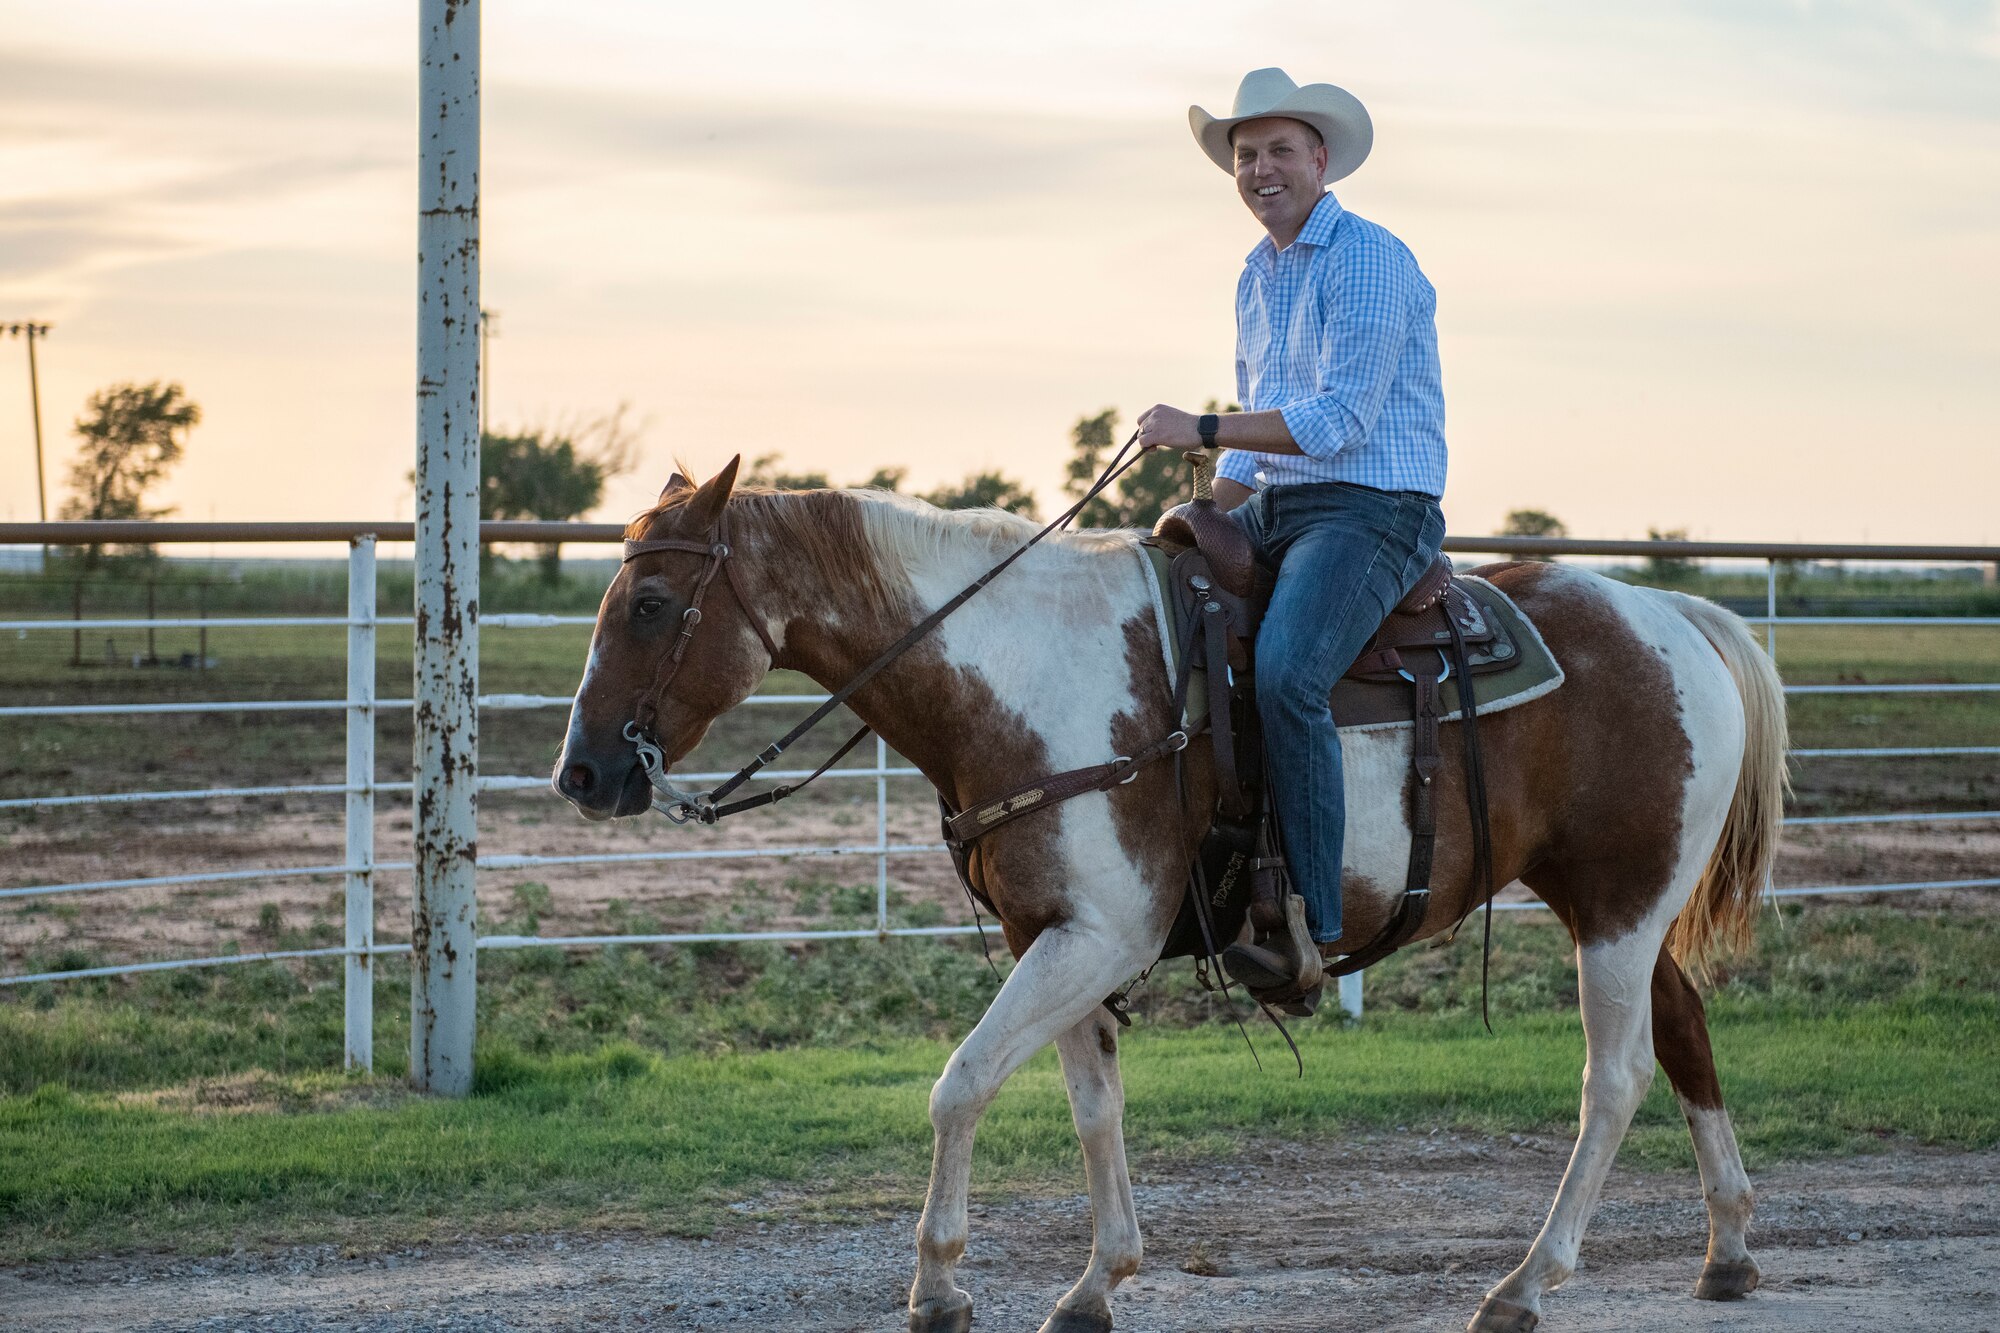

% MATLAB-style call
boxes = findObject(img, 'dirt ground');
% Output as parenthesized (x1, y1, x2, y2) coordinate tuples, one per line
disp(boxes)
(5, 786, 1997, 970)
(4, 1134, 1994, 1332)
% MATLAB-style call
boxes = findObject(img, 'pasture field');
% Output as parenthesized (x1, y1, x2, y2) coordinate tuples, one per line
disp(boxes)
(4, 589, 1997, 808)
(2, 900, 1996, 1261)
(4, 587, 1996, 979)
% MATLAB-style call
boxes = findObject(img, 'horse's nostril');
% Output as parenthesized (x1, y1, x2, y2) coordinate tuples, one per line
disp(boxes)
(563, 762, 595, 795)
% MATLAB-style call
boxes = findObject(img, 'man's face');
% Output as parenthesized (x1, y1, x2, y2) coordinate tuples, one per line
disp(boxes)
(1232, 117, 1328, 238)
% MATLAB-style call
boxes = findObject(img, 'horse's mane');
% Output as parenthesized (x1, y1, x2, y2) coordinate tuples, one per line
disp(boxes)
(628, 482, 1137, 601)
(842, 487, 1133, 574)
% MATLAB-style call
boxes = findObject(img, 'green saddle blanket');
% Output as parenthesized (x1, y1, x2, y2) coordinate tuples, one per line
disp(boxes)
(1136, 546, 1564, 733)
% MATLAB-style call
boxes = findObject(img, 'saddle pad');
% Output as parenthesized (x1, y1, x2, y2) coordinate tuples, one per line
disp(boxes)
(1134, 544, 1563, 734)
(1329, 575, 1563, 731)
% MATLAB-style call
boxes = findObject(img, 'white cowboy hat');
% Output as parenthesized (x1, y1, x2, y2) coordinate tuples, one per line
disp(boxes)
(1188, 67, 1373, 182)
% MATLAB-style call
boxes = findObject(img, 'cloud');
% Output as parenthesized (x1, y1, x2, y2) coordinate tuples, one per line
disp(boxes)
(0, 48, 406, 133)
(1, 11, 1995, 541)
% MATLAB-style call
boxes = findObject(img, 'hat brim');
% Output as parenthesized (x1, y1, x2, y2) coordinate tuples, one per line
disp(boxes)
(1188, 83, 1373, 182)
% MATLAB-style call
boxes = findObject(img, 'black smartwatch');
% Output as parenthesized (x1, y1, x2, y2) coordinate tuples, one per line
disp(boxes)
(1197, 413, 1219, 450)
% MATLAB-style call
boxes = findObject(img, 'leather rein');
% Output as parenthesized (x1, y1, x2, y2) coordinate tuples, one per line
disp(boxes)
(621, 438, 1166, 833)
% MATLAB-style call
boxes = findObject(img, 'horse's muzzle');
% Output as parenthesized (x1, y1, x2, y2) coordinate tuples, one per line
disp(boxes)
(552, 750, 653, 821)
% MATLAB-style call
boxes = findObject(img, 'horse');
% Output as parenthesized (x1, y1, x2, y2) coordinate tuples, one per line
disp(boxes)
(552, 457, 1789, 1333)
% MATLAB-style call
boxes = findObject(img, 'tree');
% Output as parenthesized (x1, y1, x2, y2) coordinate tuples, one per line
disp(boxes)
(1643, 526, 1697, 583)
(921, 471, 1038, 517)
(1500, 508, 1567, 539)
(59, 381, 201, 566)
(1065, 400, 1240, 528)
(741, 453, 831, 491)
(737, 453, 1035, 515)
(1498, 508, 1568, 561)
(858, 466, 907, 492)
(480, 409, 637, 580)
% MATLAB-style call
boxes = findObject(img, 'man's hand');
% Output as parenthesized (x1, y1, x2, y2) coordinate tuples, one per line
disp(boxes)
(1136, 403, 1202, 452)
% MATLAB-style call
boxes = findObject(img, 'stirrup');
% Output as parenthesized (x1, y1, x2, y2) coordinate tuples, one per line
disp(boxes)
(1221, 896, 1324, 1006)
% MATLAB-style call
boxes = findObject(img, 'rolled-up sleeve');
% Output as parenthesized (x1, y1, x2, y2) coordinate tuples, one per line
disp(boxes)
(1276, 234, 1419, 462)
(1215, 446, 1261, 487)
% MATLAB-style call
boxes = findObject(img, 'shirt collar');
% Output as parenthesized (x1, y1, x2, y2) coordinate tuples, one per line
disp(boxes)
(1246, 190, 1344, 265)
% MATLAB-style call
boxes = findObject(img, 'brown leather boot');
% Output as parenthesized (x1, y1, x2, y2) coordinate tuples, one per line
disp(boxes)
(1222, 895, 1326, 1014)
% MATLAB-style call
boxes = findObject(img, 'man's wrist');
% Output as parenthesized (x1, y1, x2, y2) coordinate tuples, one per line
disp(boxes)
(1197, 413, 1219, 450)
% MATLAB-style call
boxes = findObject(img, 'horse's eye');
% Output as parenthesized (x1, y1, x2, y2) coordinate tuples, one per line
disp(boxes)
(633, 597, 666, 619)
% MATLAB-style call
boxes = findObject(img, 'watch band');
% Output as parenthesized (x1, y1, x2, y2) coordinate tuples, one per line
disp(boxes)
(1197, 413, 1219, 450)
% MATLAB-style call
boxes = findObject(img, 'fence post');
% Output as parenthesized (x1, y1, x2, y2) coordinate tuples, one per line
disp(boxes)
(411, 0, 481, 1096)
(1338, 971, 1363, 1019)
(875, 734, 890, 936)
(1765, 558, 1778, 659)
(345, 536, 376, 1072)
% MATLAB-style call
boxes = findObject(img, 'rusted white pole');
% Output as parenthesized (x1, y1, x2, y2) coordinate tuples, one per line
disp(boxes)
(345, 535, 376, 1072)
(412, 0, 480, 1096)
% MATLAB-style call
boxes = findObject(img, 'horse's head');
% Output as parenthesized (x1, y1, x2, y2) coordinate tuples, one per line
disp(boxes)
(552, 457, 776, 820)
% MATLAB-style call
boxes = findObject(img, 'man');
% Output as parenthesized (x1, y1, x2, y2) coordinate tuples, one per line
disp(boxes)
(1136, 67, 1449, 996)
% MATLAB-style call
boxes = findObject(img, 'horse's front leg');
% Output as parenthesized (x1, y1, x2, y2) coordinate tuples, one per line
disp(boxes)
(909, 923, 1149, 1333)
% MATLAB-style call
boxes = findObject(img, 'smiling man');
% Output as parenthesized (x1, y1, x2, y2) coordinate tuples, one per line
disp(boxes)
(1137, 68, 1449, 998)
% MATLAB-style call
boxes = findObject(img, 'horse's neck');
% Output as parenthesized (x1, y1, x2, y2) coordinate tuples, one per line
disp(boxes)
(739, 495, 1156, 793)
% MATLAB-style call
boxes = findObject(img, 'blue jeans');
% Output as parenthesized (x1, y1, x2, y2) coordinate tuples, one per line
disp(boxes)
(1233, 482, 1447, 943)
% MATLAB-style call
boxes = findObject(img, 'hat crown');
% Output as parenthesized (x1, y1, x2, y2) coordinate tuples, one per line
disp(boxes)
(1188, 67, 1373, 182)
(1232, 67, 1302, 118)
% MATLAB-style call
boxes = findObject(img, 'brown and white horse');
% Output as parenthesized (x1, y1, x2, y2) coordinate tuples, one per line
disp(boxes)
(553, 459, 1788, 1333)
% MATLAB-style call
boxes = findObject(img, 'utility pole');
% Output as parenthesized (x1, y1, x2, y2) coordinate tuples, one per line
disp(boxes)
(4, 322, 51, 524)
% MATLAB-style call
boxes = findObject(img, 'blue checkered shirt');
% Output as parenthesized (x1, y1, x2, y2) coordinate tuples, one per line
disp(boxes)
(1216, 192, 1448, 496)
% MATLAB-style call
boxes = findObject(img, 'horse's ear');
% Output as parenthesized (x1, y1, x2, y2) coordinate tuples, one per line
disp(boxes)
(683, 455, 741, 529)
(658, 472, 693, 504)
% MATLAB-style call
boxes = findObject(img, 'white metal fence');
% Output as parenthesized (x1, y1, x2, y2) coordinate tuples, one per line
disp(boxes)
(3, 524, 1997, 1071)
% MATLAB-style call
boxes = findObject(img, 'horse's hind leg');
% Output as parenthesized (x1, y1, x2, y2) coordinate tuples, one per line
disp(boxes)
(1651, 946, 1759, 1300)
(1470, 916, 1667, 1333)
(1038, 1010, 1142, 1333)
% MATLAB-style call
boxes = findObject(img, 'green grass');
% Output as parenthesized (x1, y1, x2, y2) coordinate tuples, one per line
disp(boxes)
(6, 1001, 1989, 1262)
(3, 905, 1995, 1259)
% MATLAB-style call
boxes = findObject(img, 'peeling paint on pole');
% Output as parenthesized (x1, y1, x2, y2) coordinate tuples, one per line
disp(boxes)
(412, 0, 480, 1097)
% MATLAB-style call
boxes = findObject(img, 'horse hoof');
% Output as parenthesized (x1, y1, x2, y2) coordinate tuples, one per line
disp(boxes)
(1467, 1295, 1538, 1333)
(1694, 1259, 1761, 1301)
(909, 1294, 973, 1333)
(1038, 1306, 1113, 1333)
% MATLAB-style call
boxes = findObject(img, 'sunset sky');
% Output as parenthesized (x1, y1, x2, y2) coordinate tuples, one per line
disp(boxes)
(1, 1, 1995, 545)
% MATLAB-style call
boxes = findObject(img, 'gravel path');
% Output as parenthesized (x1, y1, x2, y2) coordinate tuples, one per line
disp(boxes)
(7, 1134, 1996, 1332)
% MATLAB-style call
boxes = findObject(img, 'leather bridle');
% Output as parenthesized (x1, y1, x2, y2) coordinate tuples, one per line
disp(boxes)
(616, 435, 1160, 829)
(620, 506, 779, 735)
(616, 506, 787, 821)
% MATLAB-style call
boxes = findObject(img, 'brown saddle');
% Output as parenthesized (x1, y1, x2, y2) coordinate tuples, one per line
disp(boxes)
(1148, 497, 1504, 986)
(1152, 496, 1506, 685)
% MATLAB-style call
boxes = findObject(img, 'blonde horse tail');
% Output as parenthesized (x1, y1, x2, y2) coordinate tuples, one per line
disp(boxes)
(1662, 591, 1792, 972)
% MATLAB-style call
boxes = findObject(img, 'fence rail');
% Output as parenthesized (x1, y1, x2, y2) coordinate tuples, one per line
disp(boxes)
(3, 524, 1996, 1052)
